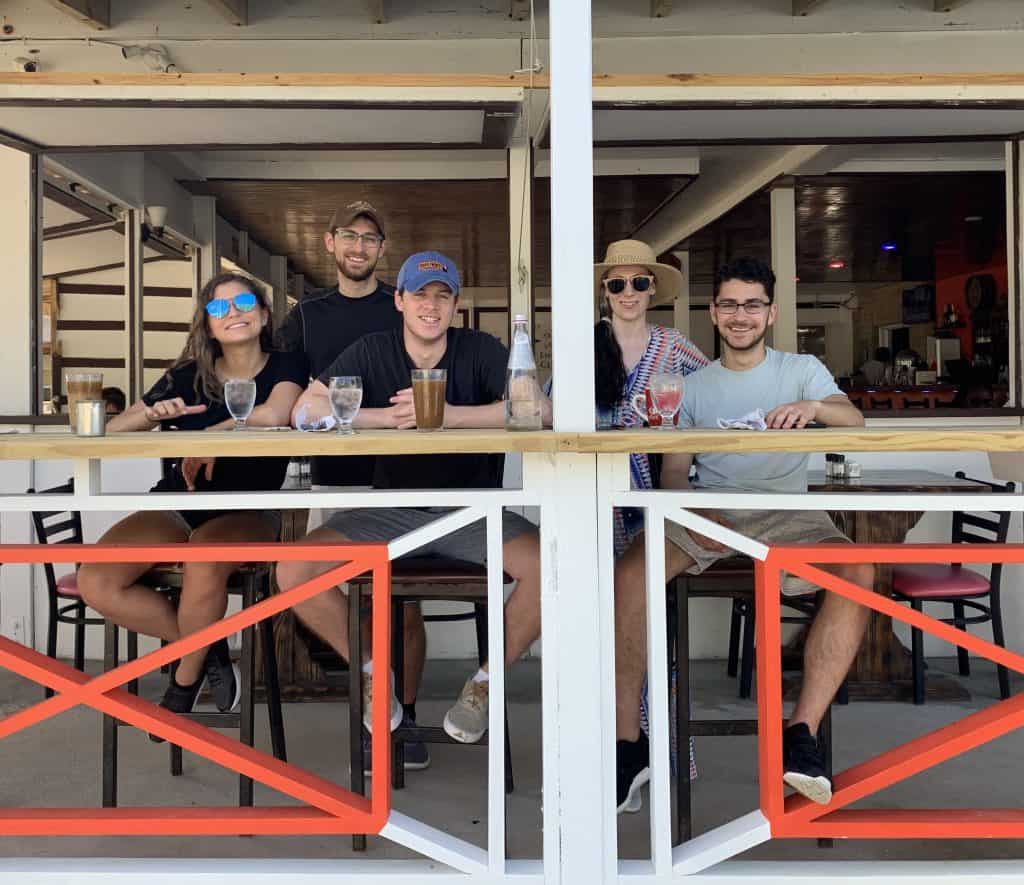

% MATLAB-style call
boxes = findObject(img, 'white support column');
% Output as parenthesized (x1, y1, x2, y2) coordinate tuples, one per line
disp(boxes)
(0, 145, 40, 649)
(672, 250, 691, 335)
(269, 254, 289, 329)
(124, 207, 145, 403)
(191, 195, 219, 286)
(549, 0, 595, 433)
(770, 184, 798, 353)
(545, 1, 607, 879)
(509, 138, 534, 337)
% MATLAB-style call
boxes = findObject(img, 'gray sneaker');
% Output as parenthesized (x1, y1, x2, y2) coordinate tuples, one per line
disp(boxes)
(443, 676, 489, 744)
(362, 669, 403, 734)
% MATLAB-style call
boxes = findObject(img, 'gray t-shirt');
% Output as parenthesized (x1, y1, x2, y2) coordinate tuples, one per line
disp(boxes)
(677, 348, 842, 494)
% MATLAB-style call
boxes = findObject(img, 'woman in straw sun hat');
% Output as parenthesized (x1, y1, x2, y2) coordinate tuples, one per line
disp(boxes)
(593, 239, 708, 553)
(594, 239, 708, 793)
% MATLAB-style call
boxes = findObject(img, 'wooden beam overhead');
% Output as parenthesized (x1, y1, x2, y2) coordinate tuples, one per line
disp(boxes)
(43, 0, 109, 29)
(205, 0, 247, 26)
(934, 0, 970, 10)
(792, 0, 826, 14)
(651, 0, 672, 17)
(368, 0, 386, 23)
(510, 0, 530, 21)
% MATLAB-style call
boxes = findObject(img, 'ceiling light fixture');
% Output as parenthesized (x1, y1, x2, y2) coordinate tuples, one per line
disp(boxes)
(828, 260, 846, 269)
(881, 242, 898, 252)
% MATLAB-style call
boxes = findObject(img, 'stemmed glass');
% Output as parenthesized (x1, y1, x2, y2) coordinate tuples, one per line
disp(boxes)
(329, 376, 363, 436)
(648, 373, 684, 429)
(224, 378, 257, 430)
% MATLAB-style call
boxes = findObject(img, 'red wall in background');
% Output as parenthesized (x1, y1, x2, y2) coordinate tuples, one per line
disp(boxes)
(933, 218, 1007, 363)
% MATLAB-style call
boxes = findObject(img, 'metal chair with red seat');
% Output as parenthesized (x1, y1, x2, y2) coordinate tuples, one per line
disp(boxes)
(892, 472, 1015, 705)
(27, 479, 106, 698)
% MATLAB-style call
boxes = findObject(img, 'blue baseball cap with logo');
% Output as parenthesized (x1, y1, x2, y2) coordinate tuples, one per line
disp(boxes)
(396, 250, 461, 297)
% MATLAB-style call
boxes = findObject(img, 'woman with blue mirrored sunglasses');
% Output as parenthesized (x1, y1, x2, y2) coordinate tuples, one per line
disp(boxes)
(80, 273, 307, 726)
(205, 291, 259, 320)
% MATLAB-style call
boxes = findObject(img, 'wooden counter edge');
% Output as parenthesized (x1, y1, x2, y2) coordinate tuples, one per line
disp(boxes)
(1, 426, 1022, 459)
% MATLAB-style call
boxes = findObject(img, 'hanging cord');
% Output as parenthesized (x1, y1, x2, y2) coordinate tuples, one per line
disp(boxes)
(512, 0, 543, 297)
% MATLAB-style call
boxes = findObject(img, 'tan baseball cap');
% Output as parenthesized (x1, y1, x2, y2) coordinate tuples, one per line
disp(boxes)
(328, 200, 385, 239)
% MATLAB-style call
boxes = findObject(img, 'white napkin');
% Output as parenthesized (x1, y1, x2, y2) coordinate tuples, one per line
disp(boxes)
(716, 408, 767, 431)
(294, 404, 337, 432)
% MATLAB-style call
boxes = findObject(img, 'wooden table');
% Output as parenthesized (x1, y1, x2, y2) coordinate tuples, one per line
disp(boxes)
(807, 468, 992, 700)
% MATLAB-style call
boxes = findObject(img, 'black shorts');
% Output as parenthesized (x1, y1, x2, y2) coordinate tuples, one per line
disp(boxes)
(170, 508, 281, 538)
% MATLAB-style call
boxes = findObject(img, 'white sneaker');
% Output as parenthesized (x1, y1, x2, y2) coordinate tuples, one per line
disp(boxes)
(362, 669, 403, 733)
(443, 676, 489, 744)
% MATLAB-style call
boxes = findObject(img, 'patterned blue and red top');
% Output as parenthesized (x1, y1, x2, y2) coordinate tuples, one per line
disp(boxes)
(603, 325, 708, 556)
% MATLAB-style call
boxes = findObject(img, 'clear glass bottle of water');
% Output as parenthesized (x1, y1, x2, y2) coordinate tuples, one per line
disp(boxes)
(505, 314, 542, 431)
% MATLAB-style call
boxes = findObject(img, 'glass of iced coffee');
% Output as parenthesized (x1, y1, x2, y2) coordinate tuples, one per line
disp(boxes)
(66, 372, 103, 432)
(411, 369, 446, 431)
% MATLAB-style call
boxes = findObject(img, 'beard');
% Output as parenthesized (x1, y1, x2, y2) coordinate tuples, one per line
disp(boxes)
(719, 324, 768, 352)
(335, 254, 376, 283)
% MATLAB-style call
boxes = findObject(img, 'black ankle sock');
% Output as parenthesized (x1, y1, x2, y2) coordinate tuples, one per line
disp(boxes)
(173, 673, 203, 691)
(402, 702, 417, 722)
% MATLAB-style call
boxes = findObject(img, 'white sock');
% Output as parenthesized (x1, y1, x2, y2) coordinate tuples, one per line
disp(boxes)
(472, 668, 489, 684)
(361, 660, 373, 675)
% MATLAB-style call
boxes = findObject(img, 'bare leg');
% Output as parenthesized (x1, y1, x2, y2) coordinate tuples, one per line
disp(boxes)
(77, 511, 188, 641)
(789, 562, 874, 734)
(173, 513, 278, 686)
(276, 524, 354, 664)
(613, 533, 692, 741)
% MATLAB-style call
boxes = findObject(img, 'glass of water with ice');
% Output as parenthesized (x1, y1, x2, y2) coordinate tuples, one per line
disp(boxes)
(329, 376, 362, 436)
(224, 378, 257, 430)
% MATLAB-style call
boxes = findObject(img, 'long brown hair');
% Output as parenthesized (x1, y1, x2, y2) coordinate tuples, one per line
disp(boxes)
(171, 272, 274, 404)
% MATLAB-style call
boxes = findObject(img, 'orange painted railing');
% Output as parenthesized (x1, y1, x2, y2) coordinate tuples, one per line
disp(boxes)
(757, 543, 1024, 840)
(0, 542, 391, 836)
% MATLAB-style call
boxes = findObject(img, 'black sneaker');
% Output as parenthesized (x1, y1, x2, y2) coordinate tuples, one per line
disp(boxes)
(149, 675, 203, 743)
(782, 722, 832, 804)
(204, 639, 241, 713)
(616, 733, 650, 814)
(362, 717, 432, 774)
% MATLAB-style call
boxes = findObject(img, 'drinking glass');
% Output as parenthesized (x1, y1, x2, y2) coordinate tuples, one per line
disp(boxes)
(224, 378, 257, 430)
(329, 376, 363, 435)
(648, 373, 684, 429)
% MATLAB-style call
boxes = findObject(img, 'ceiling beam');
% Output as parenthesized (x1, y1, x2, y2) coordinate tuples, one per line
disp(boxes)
(368, 1, 386, 23)
(631, 145, 827, 254)
(934, 0, 970, 9)
(205, 0, 247, 26)
(43, 0, 109, 29)
(792, 0, 826, 14)
(510, 0, 530, 21)
(651, 0, 672, 16)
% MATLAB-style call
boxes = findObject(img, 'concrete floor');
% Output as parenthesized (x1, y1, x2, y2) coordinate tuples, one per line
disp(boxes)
(0, 657, 1023, 864)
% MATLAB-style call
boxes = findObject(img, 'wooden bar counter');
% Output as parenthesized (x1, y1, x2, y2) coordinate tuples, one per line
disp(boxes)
(0, 425, 1022, 461)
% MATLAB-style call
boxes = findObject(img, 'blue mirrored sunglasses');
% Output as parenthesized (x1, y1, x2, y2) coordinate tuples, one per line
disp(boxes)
(205, 291, 259, 319)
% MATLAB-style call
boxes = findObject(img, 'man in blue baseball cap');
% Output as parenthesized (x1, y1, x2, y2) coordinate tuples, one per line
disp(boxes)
(280, 251, 550, 765)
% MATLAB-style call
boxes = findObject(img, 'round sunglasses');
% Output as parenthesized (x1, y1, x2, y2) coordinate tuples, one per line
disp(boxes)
(205, 291, 259, 319)
(603, 274, 654, 295)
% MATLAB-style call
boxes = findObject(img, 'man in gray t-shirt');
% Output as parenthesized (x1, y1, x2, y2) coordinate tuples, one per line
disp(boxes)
(612, 258, 874, 818)
(679, 347, 842, 494)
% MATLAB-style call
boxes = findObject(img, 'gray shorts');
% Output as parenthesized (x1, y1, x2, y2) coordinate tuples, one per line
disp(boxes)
(665, 509, 850, 597)
(323, 507, 537, 566)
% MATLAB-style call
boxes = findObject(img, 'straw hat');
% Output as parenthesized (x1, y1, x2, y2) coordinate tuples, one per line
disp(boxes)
(594, 239, 682, 308)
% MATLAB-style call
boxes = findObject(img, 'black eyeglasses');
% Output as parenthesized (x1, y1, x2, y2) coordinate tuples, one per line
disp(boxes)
(714, 299, 771, 316)
(333, 229, 384, 248)
(603, 275, 654, 295)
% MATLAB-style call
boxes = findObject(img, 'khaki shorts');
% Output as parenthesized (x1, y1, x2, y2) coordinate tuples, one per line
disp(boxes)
(665, 509, 850, 597)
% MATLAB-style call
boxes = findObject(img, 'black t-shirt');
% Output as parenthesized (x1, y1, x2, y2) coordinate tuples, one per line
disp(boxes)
(275, 282, 401, 486)
(142, 350, 307, 494)
(320, 327, 508, 490)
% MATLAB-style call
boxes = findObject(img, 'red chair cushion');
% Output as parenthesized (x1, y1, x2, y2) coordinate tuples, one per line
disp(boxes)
(892, 563, 991, 599)
(56, 572, 80, 597)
